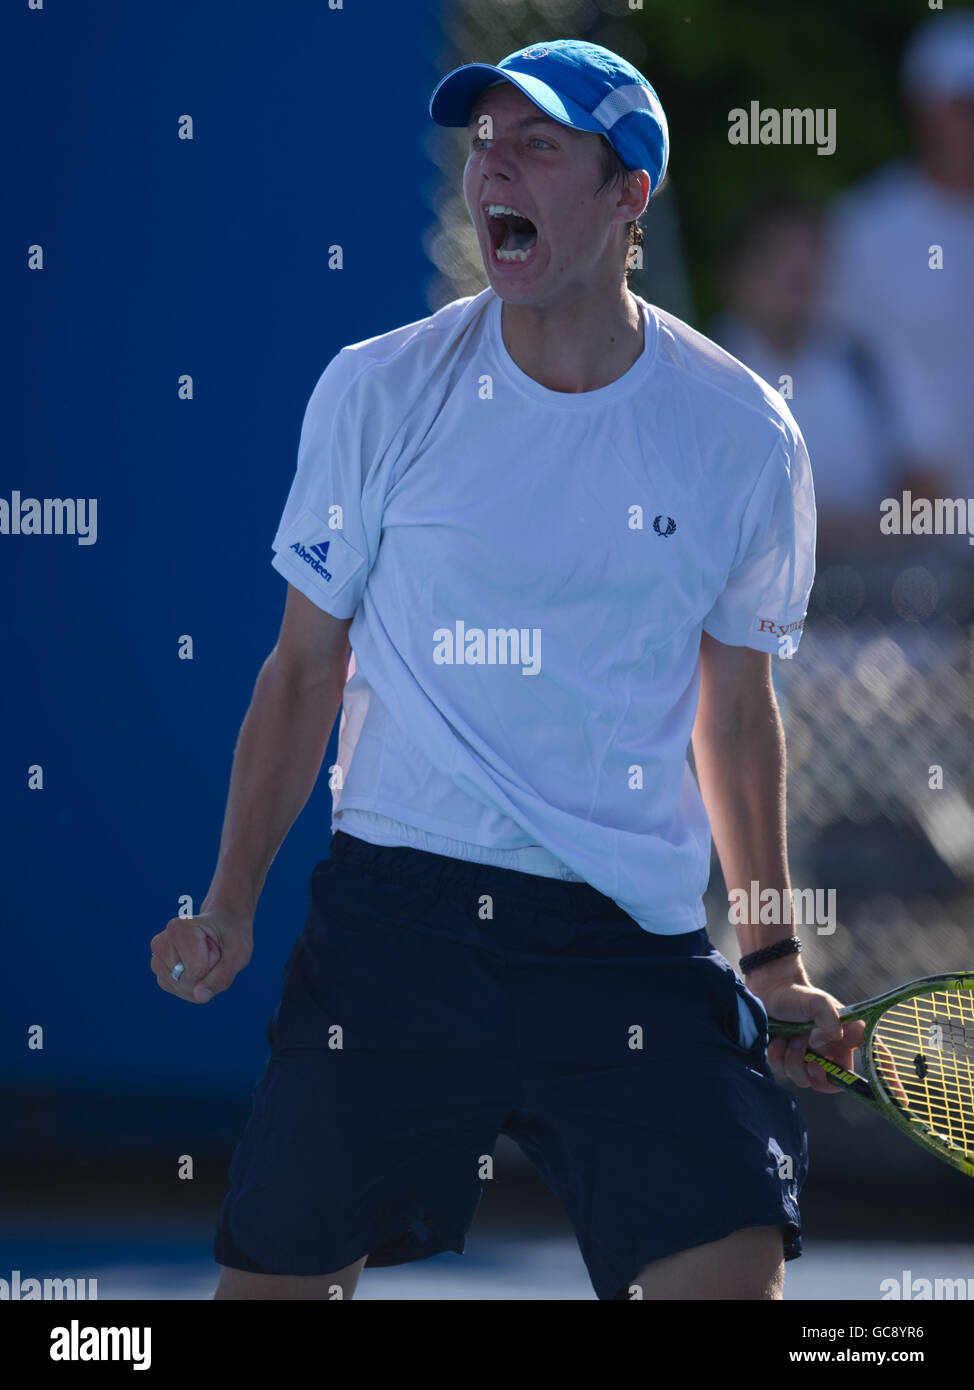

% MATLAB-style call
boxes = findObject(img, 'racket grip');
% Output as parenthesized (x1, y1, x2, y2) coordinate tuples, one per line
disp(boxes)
(767, 1018, 813, 1036)
(802, 1048, 875, 1100)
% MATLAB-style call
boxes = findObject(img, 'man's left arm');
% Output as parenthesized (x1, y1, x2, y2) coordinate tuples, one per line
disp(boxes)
(691, 630, 864, 1091)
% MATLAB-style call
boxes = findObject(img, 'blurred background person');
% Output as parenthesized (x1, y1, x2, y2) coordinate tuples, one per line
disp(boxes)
(823, 12, 974, 504)
(710, 198, 897, 565)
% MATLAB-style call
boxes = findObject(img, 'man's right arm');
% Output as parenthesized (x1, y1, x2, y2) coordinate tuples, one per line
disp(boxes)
(149, 583, 352, 1004)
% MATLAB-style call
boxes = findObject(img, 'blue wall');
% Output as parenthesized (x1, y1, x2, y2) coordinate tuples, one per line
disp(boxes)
(3, 0, 442, 1106)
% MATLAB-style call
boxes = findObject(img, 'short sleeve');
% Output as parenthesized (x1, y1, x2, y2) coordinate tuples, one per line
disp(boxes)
(270, 349, 377, 620)
(702, 426, 816, 655)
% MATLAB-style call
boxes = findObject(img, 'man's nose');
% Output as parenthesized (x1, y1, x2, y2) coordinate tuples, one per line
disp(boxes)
(479, 139, 518, 180)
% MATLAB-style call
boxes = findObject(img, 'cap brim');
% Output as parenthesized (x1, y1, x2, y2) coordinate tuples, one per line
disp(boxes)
(429, 62, 604, 135)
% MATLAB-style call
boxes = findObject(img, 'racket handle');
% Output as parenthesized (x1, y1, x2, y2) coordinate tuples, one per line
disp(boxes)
(767, 1017, 813, 1036)
(801, 1048, 875, 1100)
(767, 1024, 877, 1101)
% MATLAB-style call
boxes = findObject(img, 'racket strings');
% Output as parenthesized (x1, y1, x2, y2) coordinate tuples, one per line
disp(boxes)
(871, 988, 974, 1156)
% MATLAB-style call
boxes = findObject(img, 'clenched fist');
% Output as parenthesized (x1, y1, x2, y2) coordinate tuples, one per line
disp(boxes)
(150, 909, 253, 1004)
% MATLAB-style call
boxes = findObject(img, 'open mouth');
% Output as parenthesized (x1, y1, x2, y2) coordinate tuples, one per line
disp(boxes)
(485, 203, 538, 263)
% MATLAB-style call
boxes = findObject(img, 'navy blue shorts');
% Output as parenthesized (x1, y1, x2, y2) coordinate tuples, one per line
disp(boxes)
(214, 831, 808, 1299)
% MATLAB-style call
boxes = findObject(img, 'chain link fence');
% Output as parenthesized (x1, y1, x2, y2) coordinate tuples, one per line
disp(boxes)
(705, 547, 974, 1185)
(709, 546, 974, 1003)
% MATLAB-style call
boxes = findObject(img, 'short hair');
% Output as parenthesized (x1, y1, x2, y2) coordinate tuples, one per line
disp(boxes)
(594, 135, 645, 271)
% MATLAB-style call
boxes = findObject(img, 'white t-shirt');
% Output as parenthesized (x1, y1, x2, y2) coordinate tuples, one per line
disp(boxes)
(270, 288, 816, 933)
(825, 163, 974, 492)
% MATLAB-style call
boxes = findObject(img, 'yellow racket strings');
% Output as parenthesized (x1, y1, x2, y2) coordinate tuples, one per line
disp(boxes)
(872, 988, 974, 1156)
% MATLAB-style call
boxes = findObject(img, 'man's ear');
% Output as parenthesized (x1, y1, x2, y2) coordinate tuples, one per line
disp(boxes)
(624, 168, 652, 221)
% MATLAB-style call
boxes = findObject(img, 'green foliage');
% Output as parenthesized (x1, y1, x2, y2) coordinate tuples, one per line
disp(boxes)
(490, 0, 959, 317)
(581, 0, 951, 317)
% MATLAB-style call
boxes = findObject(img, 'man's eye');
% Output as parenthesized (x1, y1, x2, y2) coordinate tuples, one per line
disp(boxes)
(469, 136, 552, 151)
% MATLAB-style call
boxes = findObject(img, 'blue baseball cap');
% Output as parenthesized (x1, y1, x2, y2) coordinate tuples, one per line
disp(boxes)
(429, 39, 670, 195)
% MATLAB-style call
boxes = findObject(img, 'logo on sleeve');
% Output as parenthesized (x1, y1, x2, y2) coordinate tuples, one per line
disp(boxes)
(757, 617, 804, 638)
(290, 538, 333, 582)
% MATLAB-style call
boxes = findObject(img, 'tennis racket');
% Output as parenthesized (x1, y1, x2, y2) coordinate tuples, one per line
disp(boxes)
(768, 972, 974, 1177)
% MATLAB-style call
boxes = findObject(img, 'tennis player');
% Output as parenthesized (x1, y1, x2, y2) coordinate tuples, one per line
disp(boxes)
(150, 39, 864, 1300)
